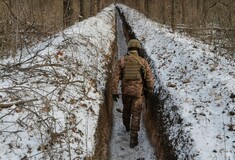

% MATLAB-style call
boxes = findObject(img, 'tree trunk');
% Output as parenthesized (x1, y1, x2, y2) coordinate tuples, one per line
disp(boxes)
(145, 0, 150, 17)
(202, 0, 207, 27)
(97, 0, 100, 12)
(181, 0, 186, 24)
(63, 0, 73, 27)
(79, 0, 84, 21)
(196, 0, 200, 25)
(162, 0, 167, 24)
(90, 0, 97, 16)
(228, 0, 233, 27)
(171, 0, 175, 31)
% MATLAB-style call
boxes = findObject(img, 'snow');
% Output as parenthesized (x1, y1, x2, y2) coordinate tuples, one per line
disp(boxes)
(118, 4, 235, 160)
(0, 5, 115, 160)
(0, 3, 234, 160)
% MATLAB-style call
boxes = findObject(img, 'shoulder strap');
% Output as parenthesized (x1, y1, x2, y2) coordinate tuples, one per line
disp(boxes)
(130, 54, 143, 66)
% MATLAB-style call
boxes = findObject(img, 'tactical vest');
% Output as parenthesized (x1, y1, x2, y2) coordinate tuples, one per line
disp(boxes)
(123, 53, 145, 81)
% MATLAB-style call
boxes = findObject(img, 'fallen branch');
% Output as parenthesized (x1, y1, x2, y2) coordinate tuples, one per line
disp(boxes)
(1, 130, 24, 134)
(18, 63, 69, 71)
(0, 98, 38, 108)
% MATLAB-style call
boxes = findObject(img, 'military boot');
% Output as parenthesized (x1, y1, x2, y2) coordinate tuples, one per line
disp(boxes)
(130, 138, 138, 148)
(125, 124, 130, 132)
(130, 133, 138, 148)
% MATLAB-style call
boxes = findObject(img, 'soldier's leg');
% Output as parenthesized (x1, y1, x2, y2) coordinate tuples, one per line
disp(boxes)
(130, 96, 143, 148)
(122, 96, 132, 131)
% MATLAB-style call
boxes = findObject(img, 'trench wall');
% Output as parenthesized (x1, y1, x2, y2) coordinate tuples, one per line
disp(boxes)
(91, 40, 117, 160)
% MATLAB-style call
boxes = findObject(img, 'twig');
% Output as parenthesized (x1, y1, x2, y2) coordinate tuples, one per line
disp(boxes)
(222, 114, 227, 160)
(1, 130, 24, 134)
(2, 0, 18, 22)
(0, 98, 38, 108)
(18, 63, 72, 71)
(0, 107, 16, 120)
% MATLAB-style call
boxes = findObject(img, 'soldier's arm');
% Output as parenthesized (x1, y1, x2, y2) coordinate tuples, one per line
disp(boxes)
(112, 59, 122, 95)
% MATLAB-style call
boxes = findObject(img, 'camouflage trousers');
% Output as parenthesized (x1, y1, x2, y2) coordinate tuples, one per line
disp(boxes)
(122, 95, 144, 142)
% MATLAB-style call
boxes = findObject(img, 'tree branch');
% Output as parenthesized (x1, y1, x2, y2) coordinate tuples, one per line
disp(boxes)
(0, 98, 38, 108)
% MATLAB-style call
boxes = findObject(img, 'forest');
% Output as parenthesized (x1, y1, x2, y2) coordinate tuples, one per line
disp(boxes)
(0, 1, 234, 159)
(0, 0, 234, 58)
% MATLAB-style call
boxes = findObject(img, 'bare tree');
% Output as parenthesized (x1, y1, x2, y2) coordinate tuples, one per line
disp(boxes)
(90, 0, 98, 16)
(171, 0, 176, 31)
(97, 0, 101, 12)
(0, 0, 234, 58)
(79, 0, 85, 21)
(181, 0, 186, 24)
(162, 0, 167, 24)
(202, 0, 207, 26)
(63, 0, 73, 27)
(145, 0, 150, 17)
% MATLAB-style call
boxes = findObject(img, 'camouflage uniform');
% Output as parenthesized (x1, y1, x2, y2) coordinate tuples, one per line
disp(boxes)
(112, 42, 154, 148)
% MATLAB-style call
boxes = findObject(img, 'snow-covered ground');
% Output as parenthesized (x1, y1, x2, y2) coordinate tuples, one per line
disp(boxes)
(118, 4, 235, 160)
(0, 5, 116, 159)
(0, 3, 234, 160)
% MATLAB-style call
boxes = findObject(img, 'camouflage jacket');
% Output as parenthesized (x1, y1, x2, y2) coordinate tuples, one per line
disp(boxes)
(112, 50, 154, 97)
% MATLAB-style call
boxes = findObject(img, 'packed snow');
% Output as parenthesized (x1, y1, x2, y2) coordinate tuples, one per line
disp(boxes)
(0, 3, 234, 160)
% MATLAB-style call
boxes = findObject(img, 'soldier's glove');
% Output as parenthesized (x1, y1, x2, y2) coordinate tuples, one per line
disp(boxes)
(112, 94, 119, 102)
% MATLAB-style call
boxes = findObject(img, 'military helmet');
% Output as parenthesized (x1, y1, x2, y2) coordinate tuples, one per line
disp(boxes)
(127, 39, 141, 49)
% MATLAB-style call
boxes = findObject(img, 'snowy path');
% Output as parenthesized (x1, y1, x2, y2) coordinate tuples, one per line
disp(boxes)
(109, 96, 156, 160)
(109, 9, 156, 160)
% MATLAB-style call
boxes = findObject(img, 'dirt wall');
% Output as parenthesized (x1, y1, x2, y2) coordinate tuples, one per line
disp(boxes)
(91, 40, 117, 160)
(143, 93, 178, 160)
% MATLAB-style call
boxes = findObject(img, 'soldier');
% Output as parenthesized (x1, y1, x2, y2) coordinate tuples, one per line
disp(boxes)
(112, 39, 154, 148)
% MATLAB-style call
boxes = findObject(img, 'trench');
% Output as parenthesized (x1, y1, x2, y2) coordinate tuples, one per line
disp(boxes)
(114, 6, 178, 160)
(92, 6, 178, 160)
(108, 8, 156, 160)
